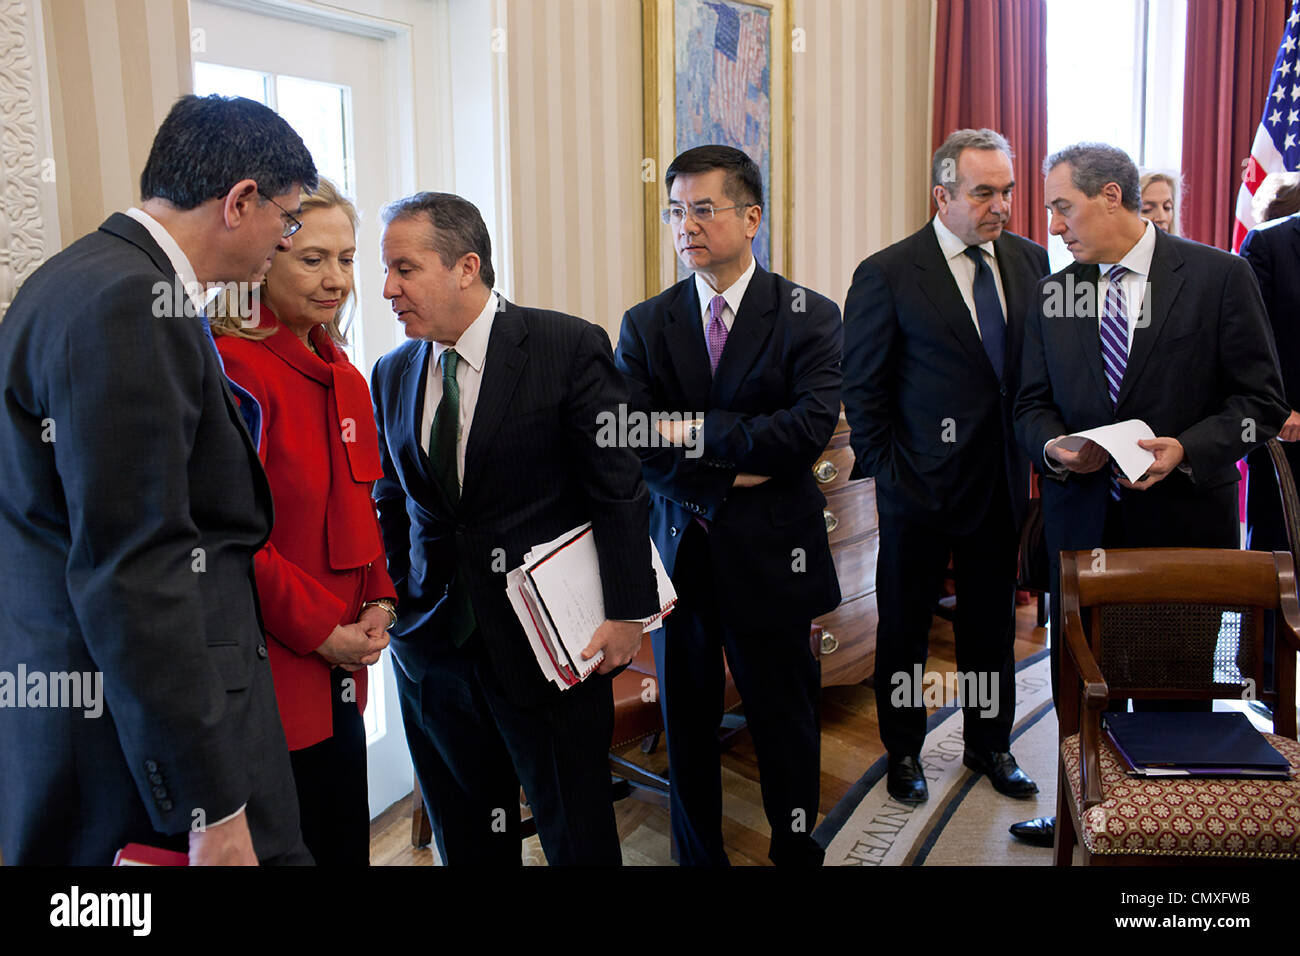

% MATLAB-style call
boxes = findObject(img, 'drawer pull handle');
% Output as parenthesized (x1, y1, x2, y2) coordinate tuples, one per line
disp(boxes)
(820, 630, 839, 655)
(823, 509, 838, 533)
(813, 459, 838, 483)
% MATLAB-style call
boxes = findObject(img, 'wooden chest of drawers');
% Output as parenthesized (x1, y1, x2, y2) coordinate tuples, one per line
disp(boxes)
(813, 414, 878, 687)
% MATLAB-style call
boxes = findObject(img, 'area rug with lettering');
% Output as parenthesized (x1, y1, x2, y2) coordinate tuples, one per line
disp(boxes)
(815, 650, 1059, 866)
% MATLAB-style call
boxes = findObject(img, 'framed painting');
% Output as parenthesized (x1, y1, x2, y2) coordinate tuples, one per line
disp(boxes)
(642, 0, 791, 295)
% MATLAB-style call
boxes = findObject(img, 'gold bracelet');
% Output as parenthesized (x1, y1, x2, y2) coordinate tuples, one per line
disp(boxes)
(361, 599, 397, 629)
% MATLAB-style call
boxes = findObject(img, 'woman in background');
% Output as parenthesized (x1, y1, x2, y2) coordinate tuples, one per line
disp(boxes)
(1139, 171, 1179, 233)
(213, 178, 394, 865)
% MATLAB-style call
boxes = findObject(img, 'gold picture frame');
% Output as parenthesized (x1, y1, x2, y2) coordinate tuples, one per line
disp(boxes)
(642, 0, 792, 296)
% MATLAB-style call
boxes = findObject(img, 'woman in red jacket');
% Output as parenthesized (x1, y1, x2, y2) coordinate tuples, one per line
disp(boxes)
(214, 178, 394, 865)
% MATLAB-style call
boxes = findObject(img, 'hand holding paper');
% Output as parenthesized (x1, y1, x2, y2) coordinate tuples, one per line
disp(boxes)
(1120, 437, 1185, 491)
(581, 619, 644, 673)
(1051, 419, 1158, 483)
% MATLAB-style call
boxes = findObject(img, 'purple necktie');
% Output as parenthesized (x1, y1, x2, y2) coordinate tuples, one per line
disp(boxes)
(1100, 265, 1130, 500)
(707, 294, 729, 373)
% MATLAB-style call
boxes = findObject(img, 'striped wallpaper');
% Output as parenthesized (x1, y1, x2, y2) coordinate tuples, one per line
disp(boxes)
(791, 0, 934, 309)
(494, 0, 933, 339)
(40, 0, 191, 244)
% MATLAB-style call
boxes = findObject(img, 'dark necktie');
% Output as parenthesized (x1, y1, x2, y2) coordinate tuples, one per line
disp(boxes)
(199, 309, 262, 448)
(427, 348, 475, 645)
(429, 349, 461, 507)
(963, 245, 1005, 380)
(1100, 265, 1131, 501)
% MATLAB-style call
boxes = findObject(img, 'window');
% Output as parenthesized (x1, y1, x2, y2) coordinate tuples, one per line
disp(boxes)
(194, 62, 362, 361)
(1045, 0, 1187, 267)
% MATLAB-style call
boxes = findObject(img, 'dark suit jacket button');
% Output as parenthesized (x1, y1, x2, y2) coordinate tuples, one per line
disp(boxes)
(1000, 386, 1008, 397)
(152, 785, 167, 798)
(670, 527, 678, 537)
(256, 643, 268, 659)
(148, 773, 163, 785)
(160, 800, 173, 812)
(144, 760, 159, 773)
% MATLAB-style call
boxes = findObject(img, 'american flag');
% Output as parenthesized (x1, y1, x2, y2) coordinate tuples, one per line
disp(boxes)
(1233, 0, 1300, 251)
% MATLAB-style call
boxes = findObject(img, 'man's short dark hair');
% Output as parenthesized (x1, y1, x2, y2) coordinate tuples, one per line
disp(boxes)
(665, 145, 763, 209)
(1043, 142, 1141, 211)
(140, 95, 317, 209)
(381, 192, 495, 290)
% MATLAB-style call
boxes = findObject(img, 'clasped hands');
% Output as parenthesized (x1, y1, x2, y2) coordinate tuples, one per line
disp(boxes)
(654, 417, 769, 488)
(1046, 435, 1184, 491)
(317, 604, 391, 671)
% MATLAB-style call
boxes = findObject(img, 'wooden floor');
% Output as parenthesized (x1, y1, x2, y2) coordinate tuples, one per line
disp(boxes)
(370, 599, 1049, 866)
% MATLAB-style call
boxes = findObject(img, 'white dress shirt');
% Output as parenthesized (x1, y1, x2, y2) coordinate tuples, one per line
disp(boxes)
(932, 214, 1008, 338)
(695, 254, 757, 335)
(421, 291, 498, 487)
(1095, 219, 1157, 350)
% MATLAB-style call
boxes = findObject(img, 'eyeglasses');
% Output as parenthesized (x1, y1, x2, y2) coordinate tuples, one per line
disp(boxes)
(661, 202, 754, 225)
(259, 191, 303, 238)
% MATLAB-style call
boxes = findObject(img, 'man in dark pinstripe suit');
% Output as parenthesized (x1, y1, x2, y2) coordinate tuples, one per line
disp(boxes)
(371, 192, 660, 865)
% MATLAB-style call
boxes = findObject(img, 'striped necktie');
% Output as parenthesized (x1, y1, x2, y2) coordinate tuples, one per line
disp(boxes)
(1100, 265, 1130, 500)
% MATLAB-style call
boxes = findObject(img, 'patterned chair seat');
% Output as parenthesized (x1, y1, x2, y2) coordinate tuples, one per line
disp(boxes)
(1061, 731, 1300, 859)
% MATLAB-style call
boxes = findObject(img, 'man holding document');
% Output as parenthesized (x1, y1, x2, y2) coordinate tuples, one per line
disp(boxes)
(1011, 142, 1289, 846)
(370, 192, 659, 865)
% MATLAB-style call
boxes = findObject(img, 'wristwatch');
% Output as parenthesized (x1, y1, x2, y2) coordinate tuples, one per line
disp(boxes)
(361, 598, 397, 629)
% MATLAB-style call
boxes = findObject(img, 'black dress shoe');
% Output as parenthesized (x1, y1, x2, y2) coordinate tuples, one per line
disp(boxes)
(963, 748, 1039, 798)
(886, 755, 929, 804)
(1009, 815, 1055, 847)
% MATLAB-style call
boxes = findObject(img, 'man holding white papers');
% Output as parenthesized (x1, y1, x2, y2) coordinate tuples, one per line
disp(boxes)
(615, 146, 842, 866)
(370, 192, 659, 865)
(1011, 142, 1288, 847)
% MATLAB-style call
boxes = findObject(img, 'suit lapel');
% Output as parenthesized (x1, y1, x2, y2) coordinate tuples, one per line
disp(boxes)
(995, 236, 1030, 377)
(461, 300, 527, 499)
(711, 265, 777, 404)
(400, 339, 451, 512)
(664, 280, 714, 410)
(101, 213, 269, 467)
(1065, 261, 1111, 408)
(915, 223, 998, 381)
(1116, 231, 1183, 411)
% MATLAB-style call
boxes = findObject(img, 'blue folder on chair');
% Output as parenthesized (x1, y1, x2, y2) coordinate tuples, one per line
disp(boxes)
(1103, 712, 1293, 778)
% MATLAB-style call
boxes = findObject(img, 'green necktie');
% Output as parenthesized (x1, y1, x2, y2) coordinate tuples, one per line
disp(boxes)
(430, 349, 461, 507)
(428, 348, 475, 646)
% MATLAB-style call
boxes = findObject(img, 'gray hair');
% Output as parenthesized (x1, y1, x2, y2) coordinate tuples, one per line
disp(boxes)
(380, 191, 495, 290)
(1043, 143, 1140, 211)
(931, 128, 1014, 192)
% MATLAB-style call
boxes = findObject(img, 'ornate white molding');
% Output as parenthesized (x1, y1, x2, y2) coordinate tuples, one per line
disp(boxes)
(0, 0, 48, 321)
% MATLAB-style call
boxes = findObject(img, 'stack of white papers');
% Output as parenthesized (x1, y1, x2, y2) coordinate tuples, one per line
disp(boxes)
(505, 523, 676, 690)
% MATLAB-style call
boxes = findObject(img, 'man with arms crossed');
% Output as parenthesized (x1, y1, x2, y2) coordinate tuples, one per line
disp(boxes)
(616, 146, 842, 865)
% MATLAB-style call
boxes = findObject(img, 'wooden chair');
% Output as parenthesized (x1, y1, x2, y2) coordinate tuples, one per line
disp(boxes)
(1053, 547, 1300, 864)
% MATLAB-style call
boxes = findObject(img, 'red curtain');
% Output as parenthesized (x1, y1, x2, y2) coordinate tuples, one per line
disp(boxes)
(1181, 0, 1288, 249)
(932, 0, 1048, 246)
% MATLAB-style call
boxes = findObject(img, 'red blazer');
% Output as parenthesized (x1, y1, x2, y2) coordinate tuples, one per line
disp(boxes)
(217, 307, 395, 750)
